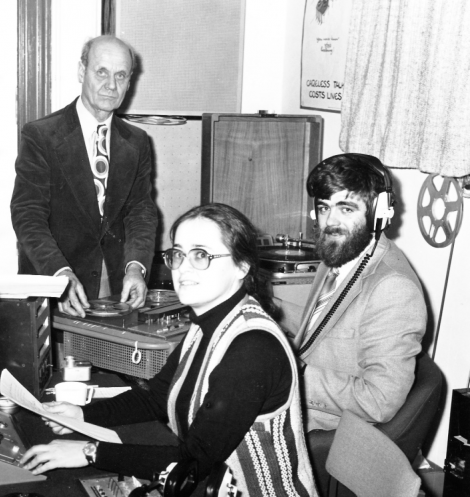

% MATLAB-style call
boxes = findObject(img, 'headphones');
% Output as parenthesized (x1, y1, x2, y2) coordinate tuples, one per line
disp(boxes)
(309, 154, 395, 234)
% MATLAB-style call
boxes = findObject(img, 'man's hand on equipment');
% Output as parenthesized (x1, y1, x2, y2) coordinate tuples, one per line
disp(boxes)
(121, 263, 148, 309)
(58, 270, 89, 318)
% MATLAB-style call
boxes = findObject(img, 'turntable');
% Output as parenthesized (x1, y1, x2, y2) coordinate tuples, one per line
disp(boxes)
(259, 234, 319, 335)
(259, 234, 320, 285)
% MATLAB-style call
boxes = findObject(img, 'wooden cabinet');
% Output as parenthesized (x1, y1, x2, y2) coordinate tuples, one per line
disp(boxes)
(201, 113, 324, 239)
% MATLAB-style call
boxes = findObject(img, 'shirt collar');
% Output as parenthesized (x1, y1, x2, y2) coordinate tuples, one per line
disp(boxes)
(76, 96, 113, 141)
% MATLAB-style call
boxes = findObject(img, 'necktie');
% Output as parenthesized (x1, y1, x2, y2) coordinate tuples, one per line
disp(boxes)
(308, 268, 339, 330)
(92, 124, 109, 217)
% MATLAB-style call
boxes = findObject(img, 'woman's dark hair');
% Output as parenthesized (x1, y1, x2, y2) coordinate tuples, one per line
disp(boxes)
(169, 203, 277, 317)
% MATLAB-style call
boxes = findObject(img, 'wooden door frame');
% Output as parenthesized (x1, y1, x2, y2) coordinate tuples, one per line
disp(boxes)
(17, 0, 51, 145)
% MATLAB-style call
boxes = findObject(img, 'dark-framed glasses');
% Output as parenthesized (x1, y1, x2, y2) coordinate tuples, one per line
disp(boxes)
(163, 248, 232, 270)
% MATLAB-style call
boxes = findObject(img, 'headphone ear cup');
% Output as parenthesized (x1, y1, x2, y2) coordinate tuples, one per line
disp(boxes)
(372, 191, 394, 232)
(310, 197, 318, 225)
(310, 207, 319, 227)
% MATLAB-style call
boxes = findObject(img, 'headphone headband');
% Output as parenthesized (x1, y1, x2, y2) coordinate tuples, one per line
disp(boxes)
(308, 153, 394, 233)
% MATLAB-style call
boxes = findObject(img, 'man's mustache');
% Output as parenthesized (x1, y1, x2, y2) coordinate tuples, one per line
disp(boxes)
(323, 227, 348, 236)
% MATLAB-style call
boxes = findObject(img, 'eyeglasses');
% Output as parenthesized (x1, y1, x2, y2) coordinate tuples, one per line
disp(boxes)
(163, 248, 232, 270)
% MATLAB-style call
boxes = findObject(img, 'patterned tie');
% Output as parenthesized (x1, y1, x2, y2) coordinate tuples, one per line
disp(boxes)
(308, 268, 339, 330)
(92, 124, 109, 217)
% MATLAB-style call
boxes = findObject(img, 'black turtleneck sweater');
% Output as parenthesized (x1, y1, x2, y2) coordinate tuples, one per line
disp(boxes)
(83, 288, 292, 479)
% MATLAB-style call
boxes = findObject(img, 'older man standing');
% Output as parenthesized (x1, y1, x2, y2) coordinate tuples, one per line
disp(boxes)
(11, 35, 158, 317)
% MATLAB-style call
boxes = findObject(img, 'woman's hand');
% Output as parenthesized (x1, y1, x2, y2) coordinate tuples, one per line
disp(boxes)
(20, 440, 89, 474)
(41, 401, 84, 435)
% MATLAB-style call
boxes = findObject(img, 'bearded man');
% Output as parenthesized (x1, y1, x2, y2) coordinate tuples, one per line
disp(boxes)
(293, 153, 426, 494)
(293, 154, 426, 491)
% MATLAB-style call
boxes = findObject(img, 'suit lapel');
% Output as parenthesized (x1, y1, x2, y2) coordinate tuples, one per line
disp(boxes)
(52, 101, 102, 233)
(102, 117, 138, 235)
(297, 236, 389, 358)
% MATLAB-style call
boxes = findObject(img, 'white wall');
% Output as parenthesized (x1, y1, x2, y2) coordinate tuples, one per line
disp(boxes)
(0, 1, 19, 275)
(51, 0, 101, 111)
(241, 0, 287, 113)
(429, 213, 470, 465)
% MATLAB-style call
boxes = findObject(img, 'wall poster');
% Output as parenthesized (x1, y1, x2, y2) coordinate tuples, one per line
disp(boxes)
(300, 0, 353, 112)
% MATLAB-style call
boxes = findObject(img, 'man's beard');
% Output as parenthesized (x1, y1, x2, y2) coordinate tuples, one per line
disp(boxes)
(314, 223, 372, 268)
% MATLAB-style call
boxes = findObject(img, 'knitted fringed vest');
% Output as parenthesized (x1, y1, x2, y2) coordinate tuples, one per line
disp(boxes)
(167, 296, 318, 497)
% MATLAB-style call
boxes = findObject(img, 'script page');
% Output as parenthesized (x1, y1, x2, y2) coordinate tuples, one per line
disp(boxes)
(0, 369, 122, 443)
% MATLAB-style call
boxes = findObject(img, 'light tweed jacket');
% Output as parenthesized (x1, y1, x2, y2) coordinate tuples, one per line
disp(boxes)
(294, 234, 427, 432)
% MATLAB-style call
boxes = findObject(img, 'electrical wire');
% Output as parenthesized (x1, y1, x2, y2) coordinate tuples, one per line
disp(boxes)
(297, 237, 379, 357)
(432, 238, 455, 361)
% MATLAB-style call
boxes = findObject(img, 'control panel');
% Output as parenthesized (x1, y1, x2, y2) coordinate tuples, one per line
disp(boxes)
(0, 410, 29, 467)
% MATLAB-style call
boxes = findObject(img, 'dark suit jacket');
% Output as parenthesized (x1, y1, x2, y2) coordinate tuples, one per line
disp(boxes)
(11, 99, 159, 300)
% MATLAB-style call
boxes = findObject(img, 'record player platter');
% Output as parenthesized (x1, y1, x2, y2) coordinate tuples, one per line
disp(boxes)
(258, 246, 316, 262)
(258, 245, 320, 275)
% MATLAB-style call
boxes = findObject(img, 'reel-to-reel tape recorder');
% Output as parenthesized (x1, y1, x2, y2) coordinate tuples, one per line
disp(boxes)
(54, 290, 191, 380)
(258, 234, 320, 285)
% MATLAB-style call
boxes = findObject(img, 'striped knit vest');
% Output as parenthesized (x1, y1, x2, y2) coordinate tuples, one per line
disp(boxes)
(167, 296, 318, 497)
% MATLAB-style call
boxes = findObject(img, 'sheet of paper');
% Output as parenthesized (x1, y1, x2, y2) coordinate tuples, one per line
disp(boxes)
(0, 275, 69, 298)
(93, 386, 132, 398)
(0, 369, 122, 444)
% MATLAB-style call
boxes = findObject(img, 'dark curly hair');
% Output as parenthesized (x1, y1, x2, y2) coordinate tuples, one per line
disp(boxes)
(169, 203, 277, 317)
(307, 153, 395, 216)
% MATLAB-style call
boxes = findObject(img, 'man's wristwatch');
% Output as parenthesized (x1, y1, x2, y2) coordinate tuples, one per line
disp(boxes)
(83, 441, 99, 465)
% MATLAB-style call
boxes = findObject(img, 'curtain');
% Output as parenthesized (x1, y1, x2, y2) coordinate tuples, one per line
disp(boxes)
(339, 0, 470, 177)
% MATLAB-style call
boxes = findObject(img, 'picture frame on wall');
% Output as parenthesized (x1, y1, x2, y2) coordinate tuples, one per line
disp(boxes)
(300, 0, 353, 113)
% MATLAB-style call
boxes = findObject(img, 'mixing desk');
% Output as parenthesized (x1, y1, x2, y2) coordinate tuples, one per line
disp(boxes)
(0, 409, 47, 485)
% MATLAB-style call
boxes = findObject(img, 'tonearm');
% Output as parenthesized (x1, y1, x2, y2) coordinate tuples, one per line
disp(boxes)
(276, 233, 316, 249)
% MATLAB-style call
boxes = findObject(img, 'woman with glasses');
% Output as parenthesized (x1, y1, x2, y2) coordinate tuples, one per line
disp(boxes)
(21, 203, 317, 496)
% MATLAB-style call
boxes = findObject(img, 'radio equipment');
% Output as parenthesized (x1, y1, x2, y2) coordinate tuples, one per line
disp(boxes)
(0, 297, 53, 398)
(256, 235, 320, 335)
(258, 234, 320, 285)
(201, 112, 323, 288)
(54, 290, 191, 380)
(0, 409, 47, 484)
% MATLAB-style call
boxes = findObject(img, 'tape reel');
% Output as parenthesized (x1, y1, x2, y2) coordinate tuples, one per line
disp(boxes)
(417, 174, 464, 248)
(85, 300, 132, 317)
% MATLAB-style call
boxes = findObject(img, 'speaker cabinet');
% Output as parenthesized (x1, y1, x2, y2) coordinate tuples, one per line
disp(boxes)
(116, 0, 246, 115)
(201, 113, 324, 238)
(0, 297, 53, 398)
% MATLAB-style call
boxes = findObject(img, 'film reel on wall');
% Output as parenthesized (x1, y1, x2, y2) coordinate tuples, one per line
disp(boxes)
(417, 174, 464, 248)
